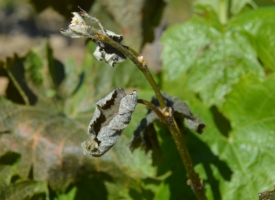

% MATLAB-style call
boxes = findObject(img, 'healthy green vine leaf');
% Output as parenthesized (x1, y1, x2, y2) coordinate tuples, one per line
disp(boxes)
(229, 7, 275, 72)
(194, 0, 256, 16)
(183, 74, 275, 199)
(161, 6, 267, 106)
(219, 74, 275, 199)
(153, 182, 170, 200)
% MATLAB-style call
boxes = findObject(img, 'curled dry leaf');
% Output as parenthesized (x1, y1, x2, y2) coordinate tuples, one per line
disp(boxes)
(82, 88, 138, 157)
(60, 12, 96, 38)
(130, 93, 205, 152)
(60, 9, 126, 67)
(93, 30, 127, 67)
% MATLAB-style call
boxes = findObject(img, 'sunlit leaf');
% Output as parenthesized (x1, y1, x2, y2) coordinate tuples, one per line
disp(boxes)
(229, 7, 275, 72)
(184, 74, 275, 199)
(0, 41, 156, 198)
(161, 6, 265, 106)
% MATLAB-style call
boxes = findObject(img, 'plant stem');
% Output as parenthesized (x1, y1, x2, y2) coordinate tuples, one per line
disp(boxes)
(137, 99, 165, 122)
(93, 33, 206, 200)
(92, 34, 166, 109)
(219, 0, 228, 24)
(4, 63, 30, 105)
(164, 109, 206, 200)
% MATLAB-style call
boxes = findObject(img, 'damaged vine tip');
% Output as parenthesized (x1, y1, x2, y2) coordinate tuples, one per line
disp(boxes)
(60, 8, 126, 67)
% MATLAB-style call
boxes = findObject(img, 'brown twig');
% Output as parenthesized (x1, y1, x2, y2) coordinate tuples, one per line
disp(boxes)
(137, 99, 165, 122)
(91, 27, 207, 200)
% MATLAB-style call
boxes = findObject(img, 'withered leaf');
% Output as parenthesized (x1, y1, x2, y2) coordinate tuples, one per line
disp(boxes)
(93, 30, 127, 67)
(82, 88, 137, 157)
(130, 111, 158, 152)
(154, 93, 205, 133)
(60, 12, 97, 39)
(60, 11, 126, 67)
(130, 93, 205, 151)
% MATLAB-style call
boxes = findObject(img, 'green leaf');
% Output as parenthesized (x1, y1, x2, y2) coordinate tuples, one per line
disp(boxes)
(254, 0, 275, 7)
(153, 182, 170, 200)
(23, 50, 50, 101)
(54, 187, 77, 200)
(230, 0, 257, 15)
(46, 42, 65, 90)
(194, 0, 256, 17)
(0, 152, 21, 188)
(221, 74, 275, 199)
(0, 180, 48, 200)
(184, 74, 275, 199)
(58, 57, 80, 98)
(0, 41, 157, 198)
(229, 7, 275, 72)
(161, 7, 265, 106)
(3, 55, 38, 105)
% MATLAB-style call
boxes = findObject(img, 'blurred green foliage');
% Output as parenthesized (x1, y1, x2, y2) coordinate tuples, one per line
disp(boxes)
(1, 0, 275, 200)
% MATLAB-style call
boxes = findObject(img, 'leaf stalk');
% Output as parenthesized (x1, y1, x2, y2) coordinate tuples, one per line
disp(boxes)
(92, 30, 207, 200)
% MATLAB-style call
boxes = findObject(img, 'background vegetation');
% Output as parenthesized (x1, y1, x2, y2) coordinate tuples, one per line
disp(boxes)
(0, 0, 275, 199)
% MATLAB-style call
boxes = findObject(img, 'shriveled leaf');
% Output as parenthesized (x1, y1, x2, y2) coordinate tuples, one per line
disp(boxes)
(130, 110, 159, 152)
(161, 6, 265, 106)
(63, 42, 148, 120)
(162, 93, 205, 133)
(130, 93, 205, 153)
(83, 88, 137, 157)
(92, 30, 126, 67)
